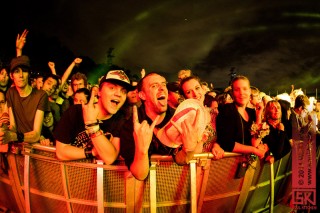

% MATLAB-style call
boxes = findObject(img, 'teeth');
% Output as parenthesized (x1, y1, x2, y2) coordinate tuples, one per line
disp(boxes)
(111, 100, 120, 105)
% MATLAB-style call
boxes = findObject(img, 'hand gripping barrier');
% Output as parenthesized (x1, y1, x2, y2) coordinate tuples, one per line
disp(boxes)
(0, 143, 307, 213)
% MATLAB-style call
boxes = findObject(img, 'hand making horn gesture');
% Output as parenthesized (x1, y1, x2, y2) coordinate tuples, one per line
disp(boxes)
(171, 108, 202, 153)
(82, 89, 99, 124)
(132, 105, 159, 155)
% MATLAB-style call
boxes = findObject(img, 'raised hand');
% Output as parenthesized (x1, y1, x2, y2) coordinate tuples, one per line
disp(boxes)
(171, 109, 201, 152)
(82, 89, 99, 124)
(74, 58, 82, 64)
(133, 105, 159, 155)
(140, 68, 146, 78)
(48, 61, 55, 69)
(16, 29, 29, 53)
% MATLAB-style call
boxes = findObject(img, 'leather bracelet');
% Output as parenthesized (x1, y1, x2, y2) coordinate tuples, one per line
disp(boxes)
(84, 147, 94, 159)
(90, 130, 104, 138)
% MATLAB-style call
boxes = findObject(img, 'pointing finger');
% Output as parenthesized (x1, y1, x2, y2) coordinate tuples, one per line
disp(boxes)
(132, 105, 139, 125)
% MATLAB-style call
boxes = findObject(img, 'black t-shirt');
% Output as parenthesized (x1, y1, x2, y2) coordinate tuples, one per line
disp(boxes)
(53, 104, 124, 149)
(119, 104, 175, 169)
(216, 103, 256, 152)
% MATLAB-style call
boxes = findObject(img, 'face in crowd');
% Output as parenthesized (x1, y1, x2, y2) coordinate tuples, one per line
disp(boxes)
(99, 81, 127, 115)
(74, 92, 88, 105)
(139, 73, 168, 114)
(72, 79, 85, 93)
(127, 88, 140, 105)
(42, 77, 58, 96)
(210, 100, 219, 115)
(0, 92, 6, 115)
(35, 76, 43, 90)
(10, 67, 29, 88)
(231, 77, 251, 107)
(181, 77, 205, 104)
(265, 101, 282, 121)
(0, 68, 9, 88)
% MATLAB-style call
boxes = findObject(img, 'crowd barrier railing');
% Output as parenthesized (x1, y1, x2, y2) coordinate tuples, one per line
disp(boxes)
(0, 143, 299, 213)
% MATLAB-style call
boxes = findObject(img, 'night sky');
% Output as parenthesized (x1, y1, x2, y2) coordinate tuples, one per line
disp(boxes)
(2, 0, 320, 95)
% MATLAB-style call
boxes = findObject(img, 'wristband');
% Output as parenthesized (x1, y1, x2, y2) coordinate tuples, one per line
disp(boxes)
(90, 130, 104, 138)
(86, 125, 100, 134)
(84, 147, 94, 159)
(17, 132, 24, 143)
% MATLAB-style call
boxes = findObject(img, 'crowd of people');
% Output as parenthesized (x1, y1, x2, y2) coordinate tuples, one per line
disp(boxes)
(0, 30, 319, 180)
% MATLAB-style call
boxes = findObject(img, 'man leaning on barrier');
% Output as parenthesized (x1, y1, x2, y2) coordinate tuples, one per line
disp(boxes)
(119, 72, 203, 180)
(54, 70, 134, 164)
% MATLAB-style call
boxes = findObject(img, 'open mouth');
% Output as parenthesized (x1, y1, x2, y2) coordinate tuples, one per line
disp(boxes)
(111, 99, 120, 106)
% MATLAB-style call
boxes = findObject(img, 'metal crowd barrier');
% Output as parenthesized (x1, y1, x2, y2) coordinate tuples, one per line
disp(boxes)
(0, 143, 296, 213)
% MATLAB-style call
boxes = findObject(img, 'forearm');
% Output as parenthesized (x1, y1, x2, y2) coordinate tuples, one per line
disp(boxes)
(92, 135, 119, 165)
(233, 142, 255, 154)
(56, 141, 86, 160)
(61, 61, 76, 86)
(130, 152, 150, 180)
(10, 130, 41, 143)
(16, 48, 22, 57)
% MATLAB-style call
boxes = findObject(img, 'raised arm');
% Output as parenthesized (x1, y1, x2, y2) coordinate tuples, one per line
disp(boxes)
(61, 58, 82, 87)
(130, 105, 159, 180)
(16, 29, 29, 57)
(48, 62, 56, 75)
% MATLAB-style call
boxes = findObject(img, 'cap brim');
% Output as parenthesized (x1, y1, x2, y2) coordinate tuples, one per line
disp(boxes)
(100, 79, 135, 91)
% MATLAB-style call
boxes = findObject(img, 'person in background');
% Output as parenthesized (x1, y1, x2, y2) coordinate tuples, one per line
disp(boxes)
(73, 88, 90, 105)
(71, 72, 87, 93)
(247, 86, 261, 109)
(0, 90, 10, 175)
(0, 55, 49, 146)
(177, 69, 192, 82)
(167, 81, 183, 109)
(262, 100, 291, 160)
(216, 75, 267, 158)
(0, 66, 10, 93)
(179, 75, 224, 160)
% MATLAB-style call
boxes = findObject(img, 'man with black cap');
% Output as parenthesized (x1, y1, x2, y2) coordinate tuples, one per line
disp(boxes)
(0, 55, 49, 145)
(54, 70, 134, 164)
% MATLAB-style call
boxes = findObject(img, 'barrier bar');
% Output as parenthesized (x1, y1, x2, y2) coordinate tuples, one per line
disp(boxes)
(96, 160, 104, 213)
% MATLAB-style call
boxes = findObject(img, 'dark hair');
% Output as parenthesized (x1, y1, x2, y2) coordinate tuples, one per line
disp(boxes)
(71, 72, 88, 88)
(204, 93, 218, 108)
(43, 74, 60, 88)
(294, 94, 309, 109)
(178, 75, 201, 97)
(278, 99, 291, 122)
(74, 87, 91, 102)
